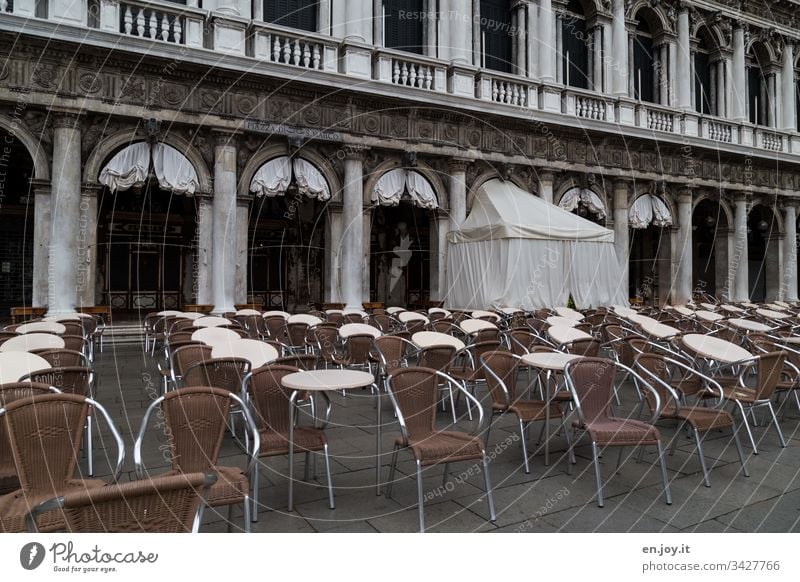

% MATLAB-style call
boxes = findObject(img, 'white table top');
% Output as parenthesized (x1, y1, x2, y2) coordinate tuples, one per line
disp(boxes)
(554, 307, 584, 321)
(43, 315, 81, 322)
(460, 319, 498, 334)
(211, 339, 279, 368)
(741, 302, 760, 309)
(695, 310, 724, 322)
(339, 323, 382, 338)
(548, 325, 592, 344)
(639, 320, 680, 339)
(0, 352, 52, 383)
(782, 336, 800, 344)
(235, 309, 262, 316)
(720, 304, 746, 313)
(682, 334, 753, 363)
(180, 312, 206, 320)
(521, 352, 582, 371)
(756, 308, 790, 320)
(412, 331, 465, 350)
(191, 327, 242, 346)
(699, 303, 718, 311)
(157, 310, 183, 316)
(16, 321, 66, 335)
(0, 333, 66, 352)
(386, 307, 406, 314)
(498, 307, 523, 314)
(428, 307, 452, 317)
(613, 306, 638, 318)
(282, 369, 375, 391)
(263, 311, 291, 320)
(398, 311, 429, 324)
(673, 306, 695, 316)
(471, 310, 501, 321)
(627, 314, 659, 326)
(546, 316, 579, 328)
(287, 314, 323, 326)
(773, 301, 791, 309)
(764, 303, 788, 312)
(342, 309, 368, 318)
(727, 318, 773, 332)
(192, 316, 232, 328)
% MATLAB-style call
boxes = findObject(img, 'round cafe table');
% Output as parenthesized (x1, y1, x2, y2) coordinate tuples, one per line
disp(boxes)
(287, 314, 323, 326)
(699, 303, 718, 311)
(548, 325, 592, 345)
(694, 310, 724, 322)
(192, 316, 232, 328)
(386, 307, 406, 315)
(727, 318, 773, 332)
(613, 306, 638, 318)
(627, 313, 659, 326)
(554, 306, 584, 321)
(755, 308, 790, 320)
(546, 316, 579, 328)
(460, 319, 497, 335)
(412, 331, 465, 351)
(339, 323, 382, 338)
(263, 310, 291, 320)
(191, 326, 241, 347)
(211, 339, 279, 369)
(16, 321, 66, 335)
(471, 310, 501, 321)
(398, 311, 429, 324)
(520, 351, 582, 465)
(0, 351, 52, 383)
(773, 301, 791, 309)
(638, 319, 680, 340)
(0, 333, 65, 352)
(720, 304, 746, 314)
(673, 306, 695, 316)
(179, 312, 206, 320)
(681, 334, 753, 364)
(281, 369, 378, 507)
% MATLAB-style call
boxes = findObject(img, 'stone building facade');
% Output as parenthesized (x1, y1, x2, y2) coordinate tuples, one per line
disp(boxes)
(1, 0, 799, 314)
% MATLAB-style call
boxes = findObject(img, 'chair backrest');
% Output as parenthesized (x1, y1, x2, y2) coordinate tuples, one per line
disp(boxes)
(754, 351, 786, 401)
(59, 321, 85, 338)
(374, 335, 412, 375)
(171, 319, 196, 333)
(247, 365, 300, 436)
(405, 320, 427, 335)
(325, 312, 345, 326)
(285, 322, 310, 346)
(24, 367, 93, 397)
(182, 358, 251, 393)
(29, 472, 216, 533)
(171, 345, 213, 379)
(370, 313, 393, 332)
(314, 326, 340, 362)
(525, 317, 546, 334)
(236, 315, 265, 338)
(344, 313, 365, 324)
(263, 315, 287, 338)
(417, 345, 457, 371)
(481, 350, 519, 406)
(633, 353, 674, 412)
(61, 335, 89, 353)
(29, 349, 88, 368)
(474, 328, 501, 343)
(465, 341, 503, 378)
(386, 367, 439, 439)
(272, 354, 318, 370)
(564, 357, 619, 428)
(342, 334, 374, 364)
(1, 393, 91, 494)
(168, 331, 196, 344)
(160, 387, 233, 472)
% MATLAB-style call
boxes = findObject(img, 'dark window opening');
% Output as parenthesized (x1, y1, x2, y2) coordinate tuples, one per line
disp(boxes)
(384, 0, 424, 54)
(264, 0, 318, 32)
(480, 0, 513, 73)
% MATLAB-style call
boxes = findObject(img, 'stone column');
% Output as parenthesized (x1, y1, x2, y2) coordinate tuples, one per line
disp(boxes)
(344, 0, 372, 43)
(659, 43, 669, 104)
(341, 149, 366, 310)
(765, 232, 782, 301)
(593, 25, 603, 92)
(373, 0, 383, 46)
(449, 0, 472, 63)
(782, 203, 798, 301)
(611, 0, 628, 96)
(331, 0, 346, 37)
(425, 0, 438, 58)
(612, 179, 630, 297)
(527, 0, 539, 80)
(235, 195, 250, 306)
(211, 133, 239, 314)
(731, 24, 747, 122)
(194, 193, 214, 306)
(48, 114, 83, 315)
(77, 184, 100, 308)
(767, 73, 777, 128)
(430, 214, 449, 303)
(716, 58, 726, 116)
(318, 0, 331, 34)
(733, 194, 749, 301)
(673, 188, 693, 305)
(448, 159, 469, 231)
(362, 207, 372, 305)
(782, 43, 796, 131)
(30, 180, 51, 308)
(438, 0, 450, 61)
(538, 0, 555, 82)
(538, 171, 554, 205)
(676, 8, 692, 109)
(555, 11, 563, 84)
(325, 208, 344, 304)
(602, 20, 612, 93)
(516, 3, 527, 76)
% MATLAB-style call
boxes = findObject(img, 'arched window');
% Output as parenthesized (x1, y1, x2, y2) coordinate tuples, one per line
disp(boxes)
(561, 0, 589, 89)
(632, 16, 655, 103)
(264, 0, 318, 33)
(480, 0, 514, 73)
(383, 0, 425, 54)
(747, 42, 773, 126)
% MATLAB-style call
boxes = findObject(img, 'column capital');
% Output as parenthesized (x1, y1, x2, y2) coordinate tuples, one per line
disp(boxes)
(196, 192, 214, 203)
(52, 113, 84, 131)
(538, 170, 555, 182)
(677, 186, 694, 201)
(212, 130, 240, 148)
(447, 157, 472, 173)
(343, 144, 370, 161)
(80, 183, 102, 197)
(733, 192, 749, 204)
(612, 177, 632, 189)
(781, 198, 800, 210)
(30, 178, 52, 194)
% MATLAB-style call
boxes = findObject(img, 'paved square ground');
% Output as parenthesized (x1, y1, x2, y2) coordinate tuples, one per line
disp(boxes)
(85, 344, 800, 533)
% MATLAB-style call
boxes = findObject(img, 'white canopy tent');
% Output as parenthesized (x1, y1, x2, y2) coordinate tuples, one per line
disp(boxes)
(446, 179, 627, 310)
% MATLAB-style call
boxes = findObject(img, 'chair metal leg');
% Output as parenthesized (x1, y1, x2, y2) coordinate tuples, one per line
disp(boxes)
(692, 428, 711, 487)
(251, 464, 259, 522)
(86, 414, 93, 477)
(385, 444, 400, 499)
(766, 402, 787, 448)
(615, 446, 625, 472)
(656, 440, 672, 505)
(732, 424, 750, 478)
(303, 451, 311, 481)
(481, 453, 497, 523)
(592, 442, 604, 507)
(737, 401, 758, 454)
(416, 459, 425, 533)
(323, 444, 335, 510)
(564, 426, 576, 466)
(518, 418, 530, 474)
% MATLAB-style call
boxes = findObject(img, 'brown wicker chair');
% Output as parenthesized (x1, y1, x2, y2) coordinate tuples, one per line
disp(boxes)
(61, 334, 90, 354)
(27, 472, 217, 533)
(169, 318, 196, 333)
(182, 357, 252, 440)
(448, 341, 502, 420)
(634, 353, 749, 486)
(481, 351, 565, 471)
(563, 357, 672, 508)
(170, 344, 213, 388)
(246, 365, 334, 515)
(747, 335, 800, 418)
(135, 387, 259, 531)
(0, 383, 60, 495)
(29, 348, 90, 368)
(168, 330, 196, 344)
(0, 331, 20, 344)
(314, 325, 343, 368)
(384, 367, 496, 532)
(0, 393, 123, 532)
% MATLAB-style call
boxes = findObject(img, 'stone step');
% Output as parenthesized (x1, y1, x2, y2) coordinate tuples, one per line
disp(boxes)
(101, 324, 146, 346)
